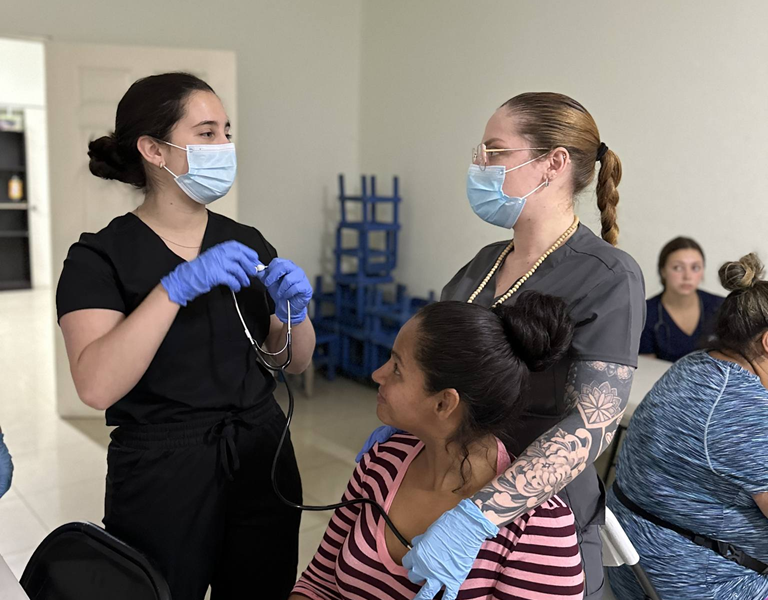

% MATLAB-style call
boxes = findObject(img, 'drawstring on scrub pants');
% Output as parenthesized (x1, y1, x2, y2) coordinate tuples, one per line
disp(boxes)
(206, 413, 252, 481)
(231, 282, 413, 550)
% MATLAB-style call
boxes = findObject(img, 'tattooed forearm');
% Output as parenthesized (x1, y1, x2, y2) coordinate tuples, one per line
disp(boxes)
(569, 360, 633, 454)
(472, 360, 634, 526)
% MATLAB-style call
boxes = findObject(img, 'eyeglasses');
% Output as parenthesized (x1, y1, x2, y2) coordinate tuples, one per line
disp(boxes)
(472, 143, 549, 170)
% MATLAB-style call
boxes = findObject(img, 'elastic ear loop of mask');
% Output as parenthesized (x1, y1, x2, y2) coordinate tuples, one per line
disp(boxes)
(519, 178, 549, 200)
(501, 151, 550, 202)
(160, 141, 184, 179)
(230, 276, 412, 550)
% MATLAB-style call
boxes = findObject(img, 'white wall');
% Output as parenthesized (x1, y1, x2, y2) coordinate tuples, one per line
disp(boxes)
(6, 1, 766, 309)
(0, 37, 45, 108)
(2, 0, 362, 282)
(358, 0, 768, 299)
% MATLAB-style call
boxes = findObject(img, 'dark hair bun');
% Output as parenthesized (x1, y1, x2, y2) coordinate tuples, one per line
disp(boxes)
(493, 291, 574, 372)
(719, 253, 764, 292)
(88, 73, 214, 190)
(88, 135, 145, 187)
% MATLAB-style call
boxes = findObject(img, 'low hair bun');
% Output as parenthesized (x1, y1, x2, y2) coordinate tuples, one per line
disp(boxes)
(493, 291, 574, 372)
(87, 134, 145, 187)
(719, 253, 764, 292)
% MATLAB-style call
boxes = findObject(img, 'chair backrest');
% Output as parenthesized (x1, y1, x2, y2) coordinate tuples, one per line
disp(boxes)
(601, 507, 641, 568)
(601, 508, 664, 600)
(0, 553, 31, 600)
(19, 522, 171, 600)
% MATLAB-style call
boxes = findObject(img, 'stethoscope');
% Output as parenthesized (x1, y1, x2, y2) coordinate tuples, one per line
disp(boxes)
(653, 293, 704, 351)
(230, 268, 412, 550)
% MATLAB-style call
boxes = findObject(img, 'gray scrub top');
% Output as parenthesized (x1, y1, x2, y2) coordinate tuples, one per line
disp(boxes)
(442, 224, 646, 456)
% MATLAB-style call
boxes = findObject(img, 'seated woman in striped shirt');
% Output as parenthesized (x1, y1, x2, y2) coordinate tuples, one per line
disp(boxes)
(291, 291, 585, 600)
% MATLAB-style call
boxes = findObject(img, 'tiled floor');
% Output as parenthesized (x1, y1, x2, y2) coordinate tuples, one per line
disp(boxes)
(0, 288, 617, 599)
(0, 288, 377, 581)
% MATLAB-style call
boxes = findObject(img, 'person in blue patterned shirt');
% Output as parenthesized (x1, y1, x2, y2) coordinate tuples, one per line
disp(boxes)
(607, 252, 768, 599)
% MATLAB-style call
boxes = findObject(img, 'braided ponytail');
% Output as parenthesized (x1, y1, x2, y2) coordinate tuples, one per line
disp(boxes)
(595, 148, 622, 246)
(501, 92, 622, 246)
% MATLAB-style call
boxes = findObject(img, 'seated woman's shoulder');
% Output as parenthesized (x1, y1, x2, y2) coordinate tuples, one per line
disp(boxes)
(527, 495, 576, 522)
(498, 495, 576, 539)
(645, 293, 662, 310)
(495, 495, 581, 570)
(699, 289, 725, 309)
(361, 432, 421, 469)
(376, 432, 421, 452)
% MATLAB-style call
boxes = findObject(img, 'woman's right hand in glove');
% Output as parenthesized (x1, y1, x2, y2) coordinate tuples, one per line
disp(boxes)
(161, 240, 262, 306)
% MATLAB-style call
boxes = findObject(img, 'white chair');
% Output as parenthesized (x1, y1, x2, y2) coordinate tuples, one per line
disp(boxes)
(0, 553, 30, 600)
(601, 507, 663, 600)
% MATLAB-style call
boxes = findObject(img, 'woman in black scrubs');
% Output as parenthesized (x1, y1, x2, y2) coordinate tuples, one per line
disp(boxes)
(56, 73, 315, 600)
(640, 236, 724, 362)
(361, 93, 645, 600)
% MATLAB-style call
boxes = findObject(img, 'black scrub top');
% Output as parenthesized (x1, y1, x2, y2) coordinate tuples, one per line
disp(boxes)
(56, 211, 277, 427)
(442, 224, 646, 456)
(639, 290, 724, 362)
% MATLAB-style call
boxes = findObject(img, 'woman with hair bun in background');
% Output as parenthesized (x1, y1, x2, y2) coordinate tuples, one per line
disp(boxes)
(608, 253, 768, 599)
(640, 236, 724, 362)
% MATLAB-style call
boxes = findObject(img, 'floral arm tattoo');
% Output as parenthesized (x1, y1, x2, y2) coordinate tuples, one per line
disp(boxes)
(472, 360, 634, 526)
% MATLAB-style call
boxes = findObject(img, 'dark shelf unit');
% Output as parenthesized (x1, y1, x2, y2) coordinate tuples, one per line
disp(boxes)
(0, 130, 31, 290)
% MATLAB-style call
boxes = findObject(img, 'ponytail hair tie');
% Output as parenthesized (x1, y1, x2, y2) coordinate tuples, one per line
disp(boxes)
(596, 142, 609, 162)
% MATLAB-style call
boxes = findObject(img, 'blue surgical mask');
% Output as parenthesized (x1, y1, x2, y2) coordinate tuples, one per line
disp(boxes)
(466, 158, 548, 229)
(163, 142, 237, 205)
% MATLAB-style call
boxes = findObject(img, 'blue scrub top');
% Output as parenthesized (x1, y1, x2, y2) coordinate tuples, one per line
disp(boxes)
(639, 290, 724, 362)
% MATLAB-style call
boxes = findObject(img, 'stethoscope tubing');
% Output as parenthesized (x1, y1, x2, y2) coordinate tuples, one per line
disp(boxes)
(231, 290, 413, 550)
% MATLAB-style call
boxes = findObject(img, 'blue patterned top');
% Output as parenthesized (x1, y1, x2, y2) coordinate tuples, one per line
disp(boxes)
(607, 351, 768, 599)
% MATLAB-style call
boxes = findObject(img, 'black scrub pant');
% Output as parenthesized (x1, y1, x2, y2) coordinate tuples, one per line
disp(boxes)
(559, 464, 606, 600)
(103, 398, 303, 600)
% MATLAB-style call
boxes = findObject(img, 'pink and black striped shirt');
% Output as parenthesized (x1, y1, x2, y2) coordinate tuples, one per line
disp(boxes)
(293, 433, 584, 600)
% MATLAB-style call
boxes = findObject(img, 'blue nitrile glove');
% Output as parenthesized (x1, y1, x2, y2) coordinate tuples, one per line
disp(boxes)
(355, 425, 401, 462)
(403, 499, 499, 600)
(259, 258, 313, 325)
(0, 433, 13, 499)
(161, 241, 261, 306)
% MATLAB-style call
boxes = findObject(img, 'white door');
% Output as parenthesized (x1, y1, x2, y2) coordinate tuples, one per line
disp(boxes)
(25, 106, 52, 290)
(46, 41, 238, 418)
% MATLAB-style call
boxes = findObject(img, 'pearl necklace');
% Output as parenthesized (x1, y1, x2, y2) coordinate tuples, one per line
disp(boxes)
(467, 216, 580, 308)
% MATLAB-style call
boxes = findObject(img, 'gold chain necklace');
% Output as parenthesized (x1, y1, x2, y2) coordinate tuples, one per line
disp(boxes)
(467, 216, 579, 307)
(156, 235, 202, 250)
(135, 205, 203, 249)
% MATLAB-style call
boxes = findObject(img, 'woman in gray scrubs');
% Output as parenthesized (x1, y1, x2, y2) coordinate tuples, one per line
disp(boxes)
(360, 92, 645, 600)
